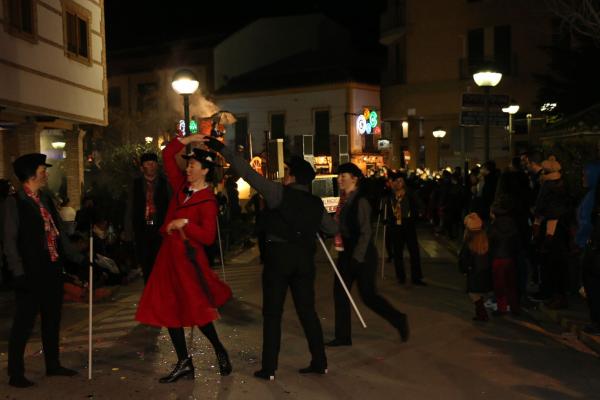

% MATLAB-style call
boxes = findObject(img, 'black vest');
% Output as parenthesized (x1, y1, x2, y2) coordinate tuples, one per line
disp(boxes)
(262, 186, 324, 247)
(341, 192, 376, 258)
(132, 175, 170, 230)
(15, 190, 63, 278)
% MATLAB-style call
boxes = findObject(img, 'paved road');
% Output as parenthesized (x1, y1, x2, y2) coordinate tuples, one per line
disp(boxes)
(1, 231, 600, 399)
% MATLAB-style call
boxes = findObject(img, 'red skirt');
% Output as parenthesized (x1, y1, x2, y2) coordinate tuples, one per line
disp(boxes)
(135, 235, 231, 328)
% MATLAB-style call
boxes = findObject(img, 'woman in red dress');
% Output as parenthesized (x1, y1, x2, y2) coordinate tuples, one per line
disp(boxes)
(135, 135, 232, 383)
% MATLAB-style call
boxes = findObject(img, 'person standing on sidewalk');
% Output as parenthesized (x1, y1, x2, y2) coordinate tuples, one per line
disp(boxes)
(459, 213, 492, 321)
(384, 171, 425, 285)
(327, 163, 409, 347)
(135, 136, 233, 383)
(203, 136, 336, 381)
(4, 154, 79, 388)
(124, 153, 170, 284)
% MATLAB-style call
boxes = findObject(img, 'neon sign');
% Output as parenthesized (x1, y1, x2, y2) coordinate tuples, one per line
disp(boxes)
(189, 120, 198, 134)
(356, 108, 379, 135)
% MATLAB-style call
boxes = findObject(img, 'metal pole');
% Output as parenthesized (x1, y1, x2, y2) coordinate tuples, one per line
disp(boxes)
(183, 94, 191, 152)
(216, 216, 226, 281)
(484, 86, 490, 161)
(508, 113, 513, 156)
(381, 203, 387, 280)
(317, 234, 367, 328)
(374, 198, 382, 243)
(437, 138, 441, 170)
(248, 131, 253, 159)
(88, 227, 93, 380)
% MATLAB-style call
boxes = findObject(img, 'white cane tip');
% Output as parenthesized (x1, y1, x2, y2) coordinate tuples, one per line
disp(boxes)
(269, 375, 275, 381)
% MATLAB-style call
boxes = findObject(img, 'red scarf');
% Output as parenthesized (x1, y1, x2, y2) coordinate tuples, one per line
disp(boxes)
(334, 191, 348, 251)
(24, 186, 60, 262)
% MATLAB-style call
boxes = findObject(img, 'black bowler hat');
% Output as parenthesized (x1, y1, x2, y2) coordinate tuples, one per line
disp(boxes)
(337, 162, 363, 179)
(181, 148, 216, 166)
(140, 153, 158, 163)
(285, 156, 316, 185)
(13, 153, 52, 182)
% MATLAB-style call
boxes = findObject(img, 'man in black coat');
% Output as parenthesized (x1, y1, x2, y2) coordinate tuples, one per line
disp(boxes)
(4, 154, 80, 388)
(124, 153, 170, 283)
(204, 136, 337, 381)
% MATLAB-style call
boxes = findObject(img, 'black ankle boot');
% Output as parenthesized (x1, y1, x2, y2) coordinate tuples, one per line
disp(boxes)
(159, 357, 194, 383)
(216, 349, 232, 376)
(473, 298, 489, 322)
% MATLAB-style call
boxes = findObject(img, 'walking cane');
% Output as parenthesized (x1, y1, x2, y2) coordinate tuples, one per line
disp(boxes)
(88, 227, 94, 380)
(216, 216, 226, 282)
(317, 234, 367, 328)
(381, 203, 388, 280)
(374, 198, 383, 243)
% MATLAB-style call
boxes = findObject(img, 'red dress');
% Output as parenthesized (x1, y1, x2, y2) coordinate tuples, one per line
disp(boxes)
(135, 139, 232, 328)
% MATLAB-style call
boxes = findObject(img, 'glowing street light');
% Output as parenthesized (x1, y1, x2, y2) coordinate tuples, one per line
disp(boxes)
(502, 100, 519, 155)
(432, 127, 446, 169)
(171, 69, 199, 137)
(473, 67, 502, 161)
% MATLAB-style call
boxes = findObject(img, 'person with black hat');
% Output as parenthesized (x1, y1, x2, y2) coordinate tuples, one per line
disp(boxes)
(135, 135, 233, 383)
(124, 152, 170, 283)
(4, 153, 80, 388)
(384, 171, 425, 285)
(203, 135, 337, 381)
(327, 162, 409, 347)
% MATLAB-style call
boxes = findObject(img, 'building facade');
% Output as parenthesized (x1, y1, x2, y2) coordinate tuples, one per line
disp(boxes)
(0, 0, 107, 207)
(380, 0, 555, 170)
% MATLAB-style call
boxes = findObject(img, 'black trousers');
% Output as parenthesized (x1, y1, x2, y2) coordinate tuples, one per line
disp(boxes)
(136, 225, 162, 283)
(539, 229, 569, 297)
(261, 241, 326, 372)
(8, 265, 63, 377)
(388, 223, 423, 283)
(583, 268, 600, 324)
(334, 247, 404, 342)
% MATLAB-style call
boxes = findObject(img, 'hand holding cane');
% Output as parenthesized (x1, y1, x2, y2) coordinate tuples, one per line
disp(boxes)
(317, 234, 367, 328)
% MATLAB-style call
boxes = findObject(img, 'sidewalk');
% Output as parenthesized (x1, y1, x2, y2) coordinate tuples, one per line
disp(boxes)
(429, 227, 600, 355)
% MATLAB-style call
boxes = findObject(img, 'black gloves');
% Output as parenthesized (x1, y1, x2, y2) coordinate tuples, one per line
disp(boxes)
(204, 136, 225, 153)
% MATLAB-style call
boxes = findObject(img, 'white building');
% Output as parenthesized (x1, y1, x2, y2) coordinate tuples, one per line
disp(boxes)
(0, 0, 107, 206)
(214, 14, 386, 174)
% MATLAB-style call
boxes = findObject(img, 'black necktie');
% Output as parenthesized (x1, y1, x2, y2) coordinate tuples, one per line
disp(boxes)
(183, 187, 193, 197)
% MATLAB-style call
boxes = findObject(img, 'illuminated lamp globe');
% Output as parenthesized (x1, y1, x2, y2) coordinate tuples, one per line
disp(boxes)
(502, 104, 520, 115)
(432, 127, 446, 138)
(171, 69, 199, 95)
(473, 69, 502, 87)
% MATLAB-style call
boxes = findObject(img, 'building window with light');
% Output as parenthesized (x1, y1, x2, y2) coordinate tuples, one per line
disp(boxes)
(62, 0, 91, 64)
(3, 0, 37, 42)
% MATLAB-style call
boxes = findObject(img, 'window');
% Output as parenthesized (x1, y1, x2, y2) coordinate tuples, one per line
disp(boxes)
(137, 82, 158, 112)
(494, 25, 511, 74)
(467, 28, 484, 68)
(314, 110, 330, 155)
(234, 116, 248, 149)
(270, 113, 285, 140)
(108, 87, 121, 108)
(3, 0, 37, 42)
(62, 0, 91, 64)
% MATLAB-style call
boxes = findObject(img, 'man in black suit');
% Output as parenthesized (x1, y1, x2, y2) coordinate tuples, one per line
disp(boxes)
(124, 153, 170, 283)
(4, 153, 80, 388)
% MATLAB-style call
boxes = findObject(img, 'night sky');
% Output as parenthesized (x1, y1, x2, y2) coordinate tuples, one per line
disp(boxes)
(105, 0, 386, 52)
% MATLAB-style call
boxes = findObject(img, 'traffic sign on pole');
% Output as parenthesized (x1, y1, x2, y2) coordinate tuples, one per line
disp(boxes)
(460, 110, 508, 127)
(462, 93, 509, 108)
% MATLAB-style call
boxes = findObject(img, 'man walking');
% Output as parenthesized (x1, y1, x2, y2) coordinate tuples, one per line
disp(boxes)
(204, 136, 337, 380)
(125, 153, 170, 283)
(5, 153, 79, 388)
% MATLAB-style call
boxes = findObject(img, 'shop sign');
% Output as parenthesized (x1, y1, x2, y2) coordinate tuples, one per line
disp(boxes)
(356, 108, 379, 135)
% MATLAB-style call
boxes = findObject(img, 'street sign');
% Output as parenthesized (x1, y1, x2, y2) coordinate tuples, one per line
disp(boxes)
(460, 110, 508, 127)
(462, 93, 509, 108)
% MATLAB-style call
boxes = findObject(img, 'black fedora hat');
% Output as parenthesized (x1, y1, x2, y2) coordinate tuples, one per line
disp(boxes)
(13, 153, 52, 182)
(284, 156, 316, 185)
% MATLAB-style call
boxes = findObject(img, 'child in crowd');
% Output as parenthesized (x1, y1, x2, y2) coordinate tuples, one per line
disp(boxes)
(459, 213, 492, 321)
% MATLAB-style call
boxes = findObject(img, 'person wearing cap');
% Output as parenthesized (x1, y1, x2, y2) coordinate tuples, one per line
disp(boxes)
(203, 135, 337, 381)
(124, 152, 170, 283)
(4, 153, 80, 388)
(135, 135, 233, 383)
(327, 162, 409, 347)
(531, 158, 570, 309)
(384, 170, 425, 285)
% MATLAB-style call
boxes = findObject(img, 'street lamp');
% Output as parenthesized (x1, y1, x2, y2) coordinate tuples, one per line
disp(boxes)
(171, 69, 199, 137)
(502, 100, 519, 156)
(473, 68, 502, 161)
(432, 127, 446, 170)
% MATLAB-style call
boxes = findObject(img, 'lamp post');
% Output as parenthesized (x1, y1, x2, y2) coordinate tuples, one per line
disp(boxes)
(432, 127, 446, 170)
(171, 69, 199, 138)
(502, 100, 519, 156)
(473, 68, 502, 161)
